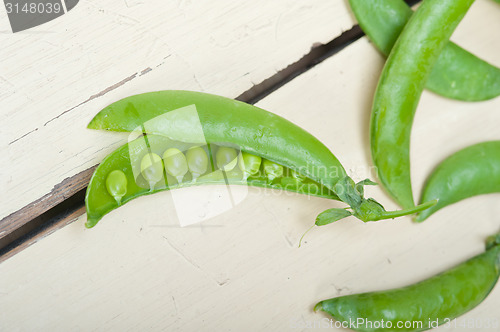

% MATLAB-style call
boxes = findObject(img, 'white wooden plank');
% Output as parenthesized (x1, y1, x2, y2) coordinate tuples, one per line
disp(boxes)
(1, 0, 355, 220)
(2, 0, 500, 327)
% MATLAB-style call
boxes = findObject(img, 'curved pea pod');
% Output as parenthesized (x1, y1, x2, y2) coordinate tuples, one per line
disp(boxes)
(370, 0, 475, 209)
(349, 0, 500, 101)
(315, 233, 500, 332)
(88, 90, 346, 192)
(417, 141, 500, 222)
(87, 90, 436, 226)
(85, 135, 338, 228)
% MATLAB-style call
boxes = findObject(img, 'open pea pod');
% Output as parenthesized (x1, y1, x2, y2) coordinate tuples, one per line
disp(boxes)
(89, 90, 346, 191)
(86, 135, 339, 228)
(87, 90, 435, 227)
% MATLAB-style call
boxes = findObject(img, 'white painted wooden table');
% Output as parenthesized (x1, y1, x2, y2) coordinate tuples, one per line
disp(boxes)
(1, 0, 500, 331)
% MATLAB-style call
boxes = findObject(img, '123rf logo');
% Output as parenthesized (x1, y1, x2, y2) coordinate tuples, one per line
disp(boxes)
(4, 0, 78, 32)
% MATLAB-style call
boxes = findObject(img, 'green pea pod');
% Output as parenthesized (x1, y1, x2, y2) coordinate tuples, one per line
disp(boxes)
(88, 90, 346, 191)
(370, 0, 475, 209)
(349, 0, 500, 101)
(315, 233, 500, 332)
(417, 141, 500, 222)
(87, 90, 436, 227)
(85, 135, 339, 228)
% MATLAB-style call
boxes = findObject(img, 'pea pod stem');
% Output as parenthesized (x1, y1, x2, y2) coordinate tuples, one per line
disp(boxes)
(317, 176, 438, 224)
(298, 224, 315, 248)
(300, 200, 436, 247)
(370, 0, 476, 209)
(369, 199, 438, 221)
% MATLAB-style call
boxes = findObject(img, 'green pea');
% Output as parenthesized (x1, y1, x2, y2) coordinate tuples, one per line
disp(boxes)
(140, 152, 163, 189)
(163, 148, 188, 183)
(262, 159, 283, 182)
(105, 170, 127, 205)
(238, 152, 262, 179)
(185, 146, 208, 180)
(290, 169, 306, 182)
(216, 146, 238, 171)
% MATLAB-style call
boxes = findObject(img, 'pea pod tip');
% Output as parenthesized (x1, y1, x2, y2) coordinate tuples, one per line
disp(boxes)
(313, 302, 323, 313)
(486, 232, 500, 250)
(85, 218, 99, 229)
(413, 199, 440, 223)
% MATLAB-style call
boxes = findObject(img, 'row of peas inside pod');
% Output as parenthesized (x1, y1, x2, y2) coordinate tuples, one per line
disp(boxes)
(104, 135, 331, 205)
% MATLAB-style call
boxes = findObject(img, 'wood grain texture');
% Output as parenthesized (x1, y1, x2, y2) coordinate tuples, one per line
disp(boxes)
(1, 0, 355, 221)
(0, 167, 93, 240)
(2, 6, 500, 326)
(0, 205, 85, 263)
